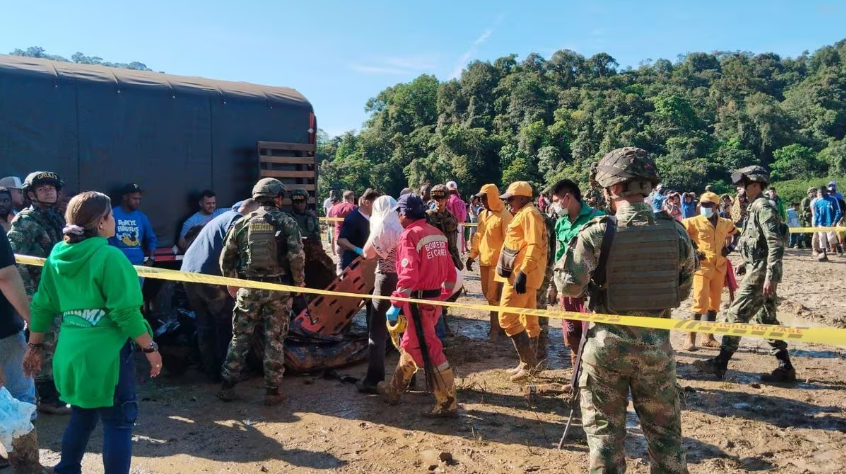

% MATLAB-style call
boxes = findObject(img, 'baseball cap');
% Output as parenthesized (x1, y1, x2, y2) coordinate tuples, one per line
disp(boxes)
(475, 184, 498, 198)
(397, 193, 427, 219)
(828, 180, 837, 188)
(0, 176, 22, 189)
(120, 183, 144, 195)
(446, 181, 458, 190)
(500, 181, 533, 199)
(700, 192, 720, 205)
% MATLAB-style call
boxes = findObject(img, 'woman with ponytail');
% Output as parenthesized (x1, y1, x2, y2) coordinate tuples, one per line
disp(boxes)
(22, 191, 162, 474)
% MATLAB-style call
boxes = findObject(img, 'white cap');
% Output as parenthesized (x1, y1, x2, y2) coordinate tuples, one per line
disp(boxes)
(0, 176, 22, 189)
(446, 181, 458, 190)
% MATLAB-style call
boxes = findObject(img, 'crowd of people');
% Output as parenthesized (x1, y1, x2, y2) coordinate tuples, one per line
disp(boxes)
(0, 147, 828, 472)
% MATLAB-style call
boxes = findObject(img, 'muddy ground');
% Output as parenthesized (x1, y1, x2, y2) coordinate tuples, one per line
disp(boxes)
(5, 248, 846, 473)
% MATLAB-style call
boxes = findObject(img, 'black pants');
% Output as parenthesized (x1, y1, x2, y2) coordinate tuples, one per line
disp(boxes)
(184, 283, 234, 382)
(362, 272, 398, 386)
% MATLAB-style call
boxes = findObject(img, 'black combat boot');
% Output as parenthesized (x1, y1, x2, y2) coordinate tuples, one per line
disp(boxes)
(693, 348, 733, 380)
(760, 350, 797, 383)
(217, 380, 237, 402)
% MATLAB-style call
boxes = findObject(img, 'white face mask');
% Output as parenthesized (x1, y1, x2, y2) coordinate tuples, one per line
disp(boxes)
(551, 202, 563, 216)
(701, 207, 715, 218)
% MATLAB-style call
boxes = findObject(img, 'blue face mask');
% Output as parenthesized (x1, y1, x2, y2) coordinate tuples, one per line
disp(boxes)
(701, 207, 715, 218)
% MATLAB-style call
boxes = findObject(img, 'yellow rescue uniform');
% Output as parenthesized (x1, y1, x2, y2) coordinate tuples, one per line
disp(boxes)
(495, 204, 548, 337)
(470, 184, 513, 305)
(681, 215, 737, 314)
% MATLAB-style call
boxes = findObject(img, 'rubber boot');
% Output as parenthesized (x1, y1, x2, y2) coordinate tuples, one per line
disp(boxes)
(818, 247, 829, 262)
(264, 388, 286, 406)
(534, 333, 548, 366)
(693, 348, 733, 380)
(509, 331, 539, 383)
(378, 351, 417, 405)
(488, 311, 501, 342)
(760, 350, 797, 383)
(701, 311, 719, 348)
(9, 429, 50, 474)
(423, 365, 459, 418)
(217, 380, 237, 402)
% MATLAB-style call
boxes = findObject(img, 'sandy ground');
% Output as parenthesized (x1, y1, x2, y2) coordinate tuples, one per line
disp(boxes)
(5, 247, 846, 474)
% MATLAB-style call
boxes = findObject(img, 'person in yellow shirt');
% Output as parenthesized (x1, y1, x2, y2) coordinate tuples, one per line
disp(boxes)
(681, 191, 737, 351)
(466, 184, 512, 341)
(495, 181, 548, 383)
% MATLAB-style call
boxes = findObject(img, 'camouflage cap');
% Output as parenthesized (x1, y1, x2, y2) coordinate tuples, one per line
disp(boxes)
(731, 165, 769, 186)
(807, 186, 818, 194)
(252, 178, 286, 199)
(290, 188, 309, 201)
(431, 184, 448, 199)
(23, 171, 63, 192)
(591, 147, 660, 189)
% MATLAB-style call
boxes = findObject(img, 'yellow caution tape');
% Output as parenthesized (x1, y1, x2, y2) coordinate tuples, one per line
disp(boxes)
(319, 217, 343, 222)
(789, 227, 846, 233)
(15, 254, 846, 346)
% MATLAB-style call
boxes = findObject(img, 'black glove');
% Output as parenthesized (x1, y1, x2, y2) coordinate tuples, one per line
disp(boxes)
(696, 251, 706, 261)
(721, 246, 731, 257)
(514, 271, 527, 294)
(465, 257, 474, 272)
(735, 264, 746, 276)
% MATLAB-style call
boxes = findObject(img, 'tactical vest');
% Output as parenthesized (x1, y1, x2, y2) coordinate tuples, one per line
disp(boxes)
(604, 212, 681, 312)
(243, 207, 286, 278)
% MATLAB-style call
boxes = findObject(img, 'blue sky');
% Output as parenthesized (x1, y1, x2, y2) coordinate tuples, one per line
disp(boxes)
(0, 1, 842, 137)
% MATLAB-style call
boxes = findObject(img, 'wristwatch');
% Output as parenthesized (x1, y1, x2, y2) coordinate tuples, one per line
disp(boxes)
(142, 341, 159, 354)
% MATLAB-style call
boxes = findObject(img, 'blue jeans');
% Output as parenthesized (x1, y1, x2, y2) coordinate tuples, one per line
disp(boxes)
(435, 315, 447, 341)
(788, 232, 800, 248)
(0, 331, 37, 413)
(54, 341, 138, 474)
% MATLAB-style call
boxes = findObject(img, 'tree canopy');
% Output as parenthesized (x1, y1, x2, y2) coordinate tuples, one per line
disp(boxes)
(319, 40, 846, 199)
(9, 46, 154, 71)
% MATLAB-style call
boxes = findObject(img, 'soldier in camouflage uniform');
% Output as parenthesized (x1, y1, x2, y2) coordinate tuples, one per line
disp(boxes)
(800, 187, 816, 252)
(427, 184, 464, 339)
(694, 166, 796, 383)
(288, 188, 321, 242)
(555, 148, 695, 473)
(7, 171, 68, 415)
(218, 178, 305, 406)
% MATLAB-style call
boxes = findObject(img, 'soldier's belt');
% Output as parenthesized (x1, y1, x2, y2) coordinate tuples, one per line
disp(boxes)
(15, 254, 846, 347)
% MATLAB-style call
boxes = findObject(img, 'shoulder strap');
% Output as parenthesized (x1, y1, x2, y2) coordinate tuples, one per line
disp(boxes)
(592, 216, 617, 288)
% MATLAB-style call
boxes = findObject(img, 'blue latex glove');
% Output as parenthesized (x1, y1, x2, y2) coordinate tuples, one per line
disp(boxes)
(386, 305, 401, 323)
(354, 246, 364, 256)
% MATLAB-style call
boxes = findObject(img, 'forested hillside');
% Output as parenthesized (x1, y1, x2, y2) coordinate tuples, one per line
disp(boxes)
(318, 40, 846, 197)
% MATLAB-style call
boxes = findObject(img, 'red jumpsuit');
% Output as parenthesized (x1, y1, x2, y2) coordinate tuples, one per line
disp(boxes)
(391, 219, 457, 368)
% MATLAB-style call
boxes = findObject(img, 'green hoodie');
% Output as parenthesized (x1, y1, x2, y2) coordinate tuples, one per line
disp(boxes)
(30, 236, 151, 409)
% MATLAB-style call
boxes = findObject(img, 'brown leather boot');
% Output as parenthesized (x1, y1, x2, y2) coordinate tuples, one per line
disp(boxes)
(510, 332, 539, 383)
(424, 365, 459, 418)
(378, 351, 417, 405)
(9, 429, 50, 474)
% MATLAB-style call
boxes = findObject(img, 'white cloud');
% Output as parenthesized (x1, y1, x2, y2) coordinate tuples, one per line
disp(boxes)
(448, 14, 506, 80)
(382, 54, 438, 71)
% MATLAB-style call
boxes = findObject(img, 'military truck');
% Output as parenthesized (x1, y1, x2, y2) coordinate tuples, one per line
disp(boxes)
(0, 54, 318, 259)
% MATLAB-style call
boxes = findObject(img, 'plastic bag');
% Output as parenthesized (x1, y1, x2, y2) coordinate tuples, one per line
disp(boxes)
(0, 386, 37, 452)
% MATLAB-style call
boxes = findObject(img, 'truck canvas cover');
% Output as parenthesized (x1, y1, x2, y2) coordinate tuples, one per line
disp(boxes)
(0, 54, 314, 248)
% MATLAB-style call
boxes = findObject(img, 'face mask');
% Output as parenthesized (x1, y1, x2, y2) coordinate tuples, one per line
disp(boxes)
(701, 207, 715, 218)
(550, 202, 563, 216)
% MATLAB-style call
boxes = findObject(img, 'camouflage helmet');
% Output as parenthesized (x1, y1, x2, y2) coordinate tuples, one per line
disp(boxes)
(252, 178, 286, 199)
(431, 184, 448, 199)
(22, 171, 63, 193)
(290, 188, 309, 202)
(731, 165, 769, 187)
(591, 147, 659, 196)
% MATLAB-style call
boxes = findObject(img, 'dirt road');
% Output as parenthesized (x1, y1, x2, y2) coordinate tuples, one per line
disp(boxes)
(8, 248, 846, 473)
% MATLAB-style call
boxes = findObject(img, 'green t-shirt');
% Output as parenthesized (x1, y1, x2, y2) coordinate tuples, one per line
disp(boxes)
(554, 202, 605, 261)
(30, 237, 151, 409)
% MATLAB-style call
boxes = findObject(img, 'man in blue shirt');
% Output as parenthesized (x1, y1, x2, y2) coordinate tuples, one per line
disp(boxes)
(109, 183, 157, 266)
(814, 186, 842, 262)
(181, 199, 259, 381)
(650, 184, 667, 213)
(178, 189, 228, 251)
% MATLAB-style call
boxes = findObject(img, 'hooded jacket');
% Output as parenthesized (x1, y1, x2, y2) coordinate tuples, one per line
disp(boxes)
(30, 236, 151, 409)
(469, 184, 513, 267)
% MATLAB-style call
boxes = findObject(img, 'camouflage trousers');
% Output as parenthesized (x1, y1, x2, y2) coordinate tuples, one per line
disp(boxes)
(720, 261, 786, 355)
(580, 338, 687, 474)
(35, 314, 62, 382)
(221, 288, 291, 390)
